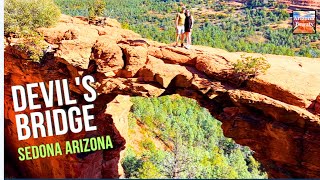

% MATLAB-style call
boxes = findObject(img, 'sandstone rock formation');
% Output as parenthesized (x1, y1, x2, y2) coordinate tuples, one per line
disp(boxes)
(234, 0, 320, 10)
(238, 0, 320, 9)
(291, 0, 320, 9)
(4, 15, 320, 178)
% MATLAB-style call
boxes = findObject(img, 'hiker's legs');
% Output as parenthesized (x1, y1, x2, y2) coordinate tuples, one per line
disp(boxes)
(175, 33, 180, 45)
(175, 26, 185, 46)
(181, 33, 185, 45)
(185, 32, 190, 45)
(176, 26, 182, 46)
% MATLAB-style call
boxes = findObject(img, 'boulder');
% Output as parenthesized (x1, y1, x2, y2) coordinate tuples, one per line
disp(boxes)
(120, 45, 148, 77)
(90, 37, 124, 75)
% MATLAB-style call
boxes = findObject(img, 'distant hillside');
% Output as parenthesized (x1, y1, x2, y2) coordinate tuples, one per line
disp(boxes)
(54, 0, 320, 58)
(291, 0, 320, 9)
(234, 0, 320, 9)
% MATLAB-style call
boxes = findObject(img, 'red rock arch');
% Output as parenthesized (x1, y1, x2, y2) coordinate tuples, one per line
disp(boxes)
(4, 15, 320, 178)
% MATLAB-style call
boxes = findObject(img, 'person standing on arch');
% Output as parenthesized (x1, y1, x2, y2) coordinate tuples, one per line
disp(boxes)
(184, 9, 194, 49)
(174, 6, 186, 47)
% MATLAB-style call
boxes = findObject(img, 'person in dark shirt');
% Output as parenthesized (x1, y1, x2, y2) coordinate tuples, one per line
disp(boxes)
(184, 9, 194, 49)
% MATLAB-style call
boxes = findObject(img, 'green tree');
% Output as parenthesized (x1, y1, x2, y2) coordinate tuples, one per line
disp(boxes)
(138, 161, 163, 178)
(122, 148, 143, 178)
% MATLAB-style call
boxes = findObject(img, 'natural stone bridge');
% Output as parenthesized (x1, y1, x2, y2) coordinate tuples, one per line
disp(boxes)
(4, 15, 320, 178)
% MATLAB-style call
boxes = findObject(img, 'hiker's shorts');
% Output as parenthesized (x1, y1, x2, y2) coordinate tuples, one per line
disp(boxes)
(176, 26, 185, 34)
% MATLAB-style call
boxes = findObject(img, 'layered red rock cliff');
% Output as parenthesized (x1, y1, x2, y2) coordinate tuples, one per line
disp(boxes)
(234, 0, 320, 9)
(4, 15, 320, 178)
(291, 0, 320, 9)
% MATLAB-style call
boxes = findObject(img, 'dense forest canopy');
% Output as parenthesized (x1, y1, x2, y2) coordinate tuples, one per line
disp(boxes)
(123, 95, 267, 178)
(54, 0, 320, 58)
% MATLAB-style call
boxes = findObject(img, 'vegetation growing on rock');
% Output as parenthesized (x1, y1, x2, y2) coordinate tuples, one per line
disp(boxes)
(13, 37, 48, 62)
(4, 0, 61, 36)
(4, 0, 60, 62)
(233, 55, 271, 80)
(87, 0, 107, 19)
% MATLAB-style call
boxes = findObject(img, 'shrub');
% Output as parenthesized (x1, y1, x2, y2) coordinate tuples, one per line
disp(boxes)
(5, 0, 61, 35)
(122, 22, 130, 29)
(232, 55, 270, 80)
(13, 36, 48, 62)
(88, 0, 106, 19)
(138, 161, 162, 179)
(122, 148, 143, 178)
(140, 138, 156, 151)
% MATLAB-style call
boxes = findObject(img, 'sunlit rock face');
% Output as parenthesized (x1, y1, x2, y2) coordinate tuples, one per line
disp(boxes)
(4, 15, 320, 178)
(276, 0, 320, 9)
(235, 0, 320, 9)
(292, 0, 320, 7)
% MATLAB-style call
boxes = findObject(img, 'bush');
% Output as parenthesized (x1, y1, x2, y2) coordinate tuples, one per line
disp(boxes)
(140, 138, 156, 151)
(122, 22, 130, 29)
(88, 0, 106, 19)
(138, 161, 162, 179)
(5, 0, 61, 35)
(232, 55, 270, 80)
(13, 36, 48, 62)
(122, 148, 143, 178)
